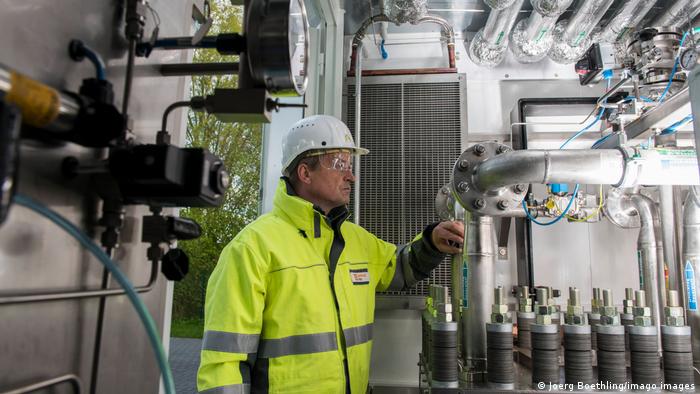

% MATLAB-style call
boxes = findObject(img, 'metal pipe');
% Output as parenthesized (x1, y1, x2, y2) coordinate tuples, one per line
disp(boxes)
(471, 148, 700, 194)
(653, 0, 700, 29)
(451, 203, 466, 327)
(1, 374, 82, 394)
(682, 186, 700, 366)
(631, 193, 665, 341)
(597, 0, 655, 44)
(461, 213, 496, 376)
(349, 14, 456, 73)
(660, 185, 680, 294)
(473, 149, 625, 193)
(353, 40, 363, 225)
(0, 260, 159, 305)
(468, 0, 524, 67)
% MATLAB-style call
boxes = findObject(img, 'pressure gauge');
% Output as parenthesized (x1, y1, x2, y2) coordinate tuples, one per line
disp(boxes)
(246, 0, 309, 96)
(680, 48, 698, 71)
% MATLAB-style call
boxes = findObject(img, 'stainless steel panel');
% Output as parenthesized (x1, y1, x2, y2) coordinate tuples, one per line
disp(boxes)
(0, 1, 193, 392)
(344, 73, 467, 297)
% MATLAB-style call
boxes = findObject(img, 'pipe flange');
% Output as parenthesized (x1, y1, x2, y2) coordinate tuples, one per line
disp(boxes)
(452, 142, 527, 217)
(603, 188, 640, 229)
(435, 184, 456, 221)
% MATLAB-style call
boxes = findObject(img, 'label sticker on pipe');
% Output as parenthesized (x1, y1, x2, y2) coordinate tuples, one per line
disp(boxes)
(686, 261, 697, 311)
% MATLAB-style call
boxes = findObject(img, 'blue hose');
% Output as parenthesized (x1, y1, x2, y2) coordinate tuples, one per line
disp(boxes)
(380, 39, 388, 59)
(522, 184, 580, 226)
(559, 107, 606, 149)
(13, 194, 176, 394)
(79, 44, 106, 81)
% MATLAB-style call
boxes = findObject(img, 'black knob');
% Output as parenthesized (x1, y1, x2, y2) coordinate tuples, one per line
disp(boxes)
(161, 248, 189, 281)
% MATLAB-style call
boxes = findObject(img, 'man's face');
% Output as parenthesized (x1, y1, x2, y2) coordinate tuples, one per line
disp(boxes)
(305, 151, 355, 211)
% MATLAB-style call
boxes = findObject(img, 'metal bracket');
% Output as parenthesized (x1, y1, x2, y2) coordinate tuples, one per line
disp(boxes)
(497, 217, 511, 260)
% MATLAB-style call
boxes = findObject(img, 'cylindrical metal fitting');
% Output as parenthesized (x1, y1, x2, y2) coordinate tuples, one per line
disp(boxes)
(569, 287, 580, 306)
(430, 322, 459, 386)
(625, 287, 634, 301)
(563, 324, 594, 385)
(536, 287, 548, 305)
(486, 322, 514, 385)
(593, 288, 601, 301)
(661, 325, 694, 386)
(602, 289, 613, 307)
(517, 311, 536, 349)
(518, 286, 529, 299)
(668, 290, 680, 307)
(494, 286, 504, 305)
(635, 290, 646, 307)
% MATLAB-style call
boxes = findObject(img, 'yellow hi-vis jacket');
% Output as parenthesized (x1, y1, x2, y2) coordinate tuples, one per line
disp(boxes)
(197, 179, 445, 393)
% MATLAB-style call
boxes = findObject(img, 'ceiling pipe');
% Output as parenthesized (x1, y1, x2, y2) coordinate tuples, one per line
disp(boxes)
(548, 0, 615, 64)
(468, 0, 525, 67)
(596, 0, 656, 44)
(509, 0, 573, 63)
(348, 14, 456, 76)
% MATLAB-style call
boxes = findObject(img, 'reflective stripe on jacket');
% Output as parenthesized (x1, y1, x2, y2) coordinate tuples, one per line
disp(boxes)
(197, 179, 444, 393)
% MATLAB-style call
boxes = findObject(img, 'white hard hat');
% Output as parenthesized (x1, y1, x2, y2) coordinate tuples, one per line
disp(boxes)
(281, 115, 369, 172)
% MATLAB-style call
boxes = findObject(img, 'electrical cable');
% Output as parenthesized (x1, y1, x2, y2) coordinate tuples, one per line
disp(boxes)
(12, 194, 176, 394)
(522, 184, 580, 226)
(558, 107, 606, 149)
(80, 44, 106, 81)
(660, 114, 694, 135)
(161, 100, 192, 132)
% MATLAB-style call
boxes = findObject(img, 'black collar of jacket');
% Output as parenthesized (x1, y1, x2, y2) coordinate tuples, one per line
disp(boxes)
(281, 177, 350, 234)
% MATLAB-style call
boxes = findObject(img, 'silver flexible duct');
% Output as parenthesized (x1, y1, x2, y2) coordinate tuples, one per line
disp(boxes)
(383, 0, 427, 24)
(468, 0, 525, 67)
(682, 186, 700, 366)
(630, 193, 666, 343)
(596, 0, 655, 44)
(653, 0, 700, 29)
(461, 213, 496, 376)
(548, 0, 615, 64)
(509, 0, 572, 63)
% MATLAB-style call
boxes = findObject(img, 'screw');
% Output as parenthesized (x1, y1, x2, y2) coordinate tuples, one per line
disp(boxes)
(498, 248, 507, 257)
(473, 144, 486, 156)
(473, 198, 485, 209)
(635, 290, 646, 307)
(497, 200, 510, 210)
(458, 159, 469, 171)
(441, 186, 449, 195)
(569, 287, 580, 306)
(603, 289, 613, 307)
(668, 290, 680, 307)
(457, 182, 469, 193)
(496, 145, 509, 154)
(514, 184, 527, 193)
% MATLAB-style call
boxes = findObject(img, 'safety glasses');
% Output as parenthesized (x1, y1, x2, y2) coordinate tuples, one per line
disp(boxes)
(310, 151, 354, 172)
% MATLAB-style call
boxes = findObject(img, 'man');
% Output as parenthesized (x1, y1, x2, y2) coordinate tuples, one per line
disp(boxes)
(197, 115, 464, 393)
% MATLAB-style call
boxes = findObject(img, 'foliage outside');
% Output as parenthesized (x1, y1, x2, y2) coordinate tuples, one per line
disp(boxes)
(171, 3, 261, 337)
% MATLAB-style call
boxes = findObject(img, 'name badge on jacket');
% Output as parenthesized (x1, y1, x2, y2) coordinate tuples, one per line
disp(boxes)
(349, 268, 370, 285)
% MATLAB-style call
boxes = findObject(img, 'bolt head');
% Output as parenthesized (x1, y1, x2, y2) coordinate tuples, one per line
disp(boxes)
(473, 144, 486, 156)
(633, 306, 651, 318)
(665, 315, 685, 326)
(514, 184, 527, 193)
(497, 200, 510, 210)
(665, 306, 684, 317)
(634, 316, 652, 326)
(496, 145, 510, 154)
(458, 159, 469, 171)
(473, 199, 485, 209)
(537, 305, 549, 315)
(567, 305, 583, 316)
(441, 186, 449, 195)
(536, 314, 552, 325)
(457, 182, 469, 193)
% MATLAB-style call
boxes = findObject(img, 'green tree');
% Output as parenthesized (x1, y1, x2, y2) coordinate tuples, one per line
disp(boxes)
(172, 2, 262, 329)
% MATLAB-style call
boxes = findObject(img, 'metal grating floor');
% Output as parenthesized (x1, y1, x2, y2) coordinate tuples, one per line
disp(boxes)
(345, 75, 465, 296)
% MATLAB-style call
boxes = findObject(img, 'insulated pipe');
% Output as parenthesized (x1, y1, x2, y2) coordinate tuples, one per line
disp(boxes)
(548, 0, 614, 64)
(631, 193, 666, 343)
(509, 0, 572, 63)
(653, 0, 700, 29)
(660, 186, 681, 298)
(468, 0, 524, 67)
(596, 0, 656, 44)
(682, 186, 700, 366)
(461, 213, 496, 375)
(349, 14, 455, 73)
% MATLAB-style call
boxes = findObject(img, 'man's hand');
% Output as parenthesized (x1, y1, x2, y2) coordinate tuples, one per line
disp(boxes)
(430, 221, 464, 254)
